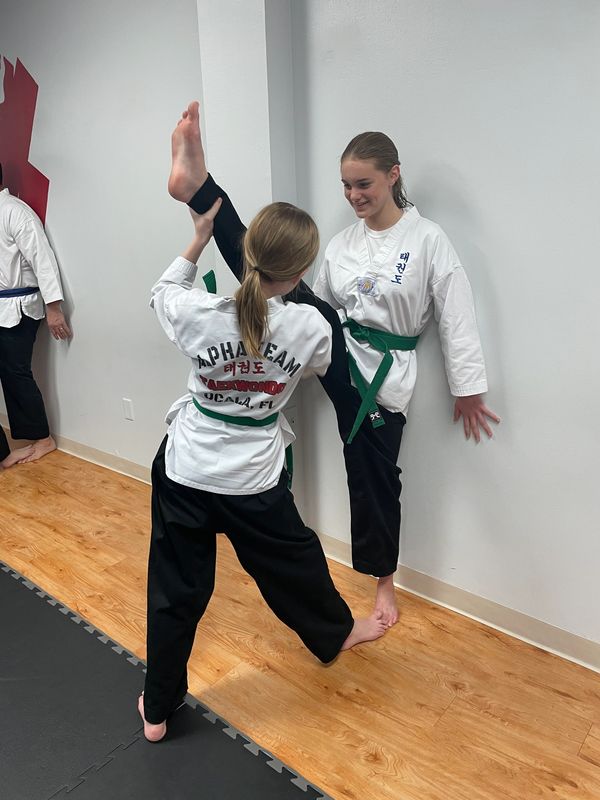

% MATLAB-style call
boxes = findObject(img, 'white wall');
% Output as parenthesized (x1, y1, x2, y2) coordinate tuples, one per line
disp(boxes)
(2, 0, 599, 651)
(291, 0, 600, 644)
(0, 0, 210, 467)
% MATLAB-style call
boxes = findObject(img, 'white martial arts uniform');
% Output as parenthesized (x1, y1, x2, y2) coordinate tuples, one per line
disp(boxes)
(0, 188, 63, 328)
(313, 205, 488, 415)
(0, 188, 62, 458)
(151, 256, 332, 494)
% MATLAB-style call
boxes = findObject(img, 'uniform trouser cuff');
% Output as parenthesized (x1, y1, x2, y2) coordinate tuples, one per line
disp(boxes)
(0, 429, 10, 461)
(11, 425, 50, 440)
(351, 558, 398, 579)
(143, 691, 186, 725)
(317, 617, 355, 664)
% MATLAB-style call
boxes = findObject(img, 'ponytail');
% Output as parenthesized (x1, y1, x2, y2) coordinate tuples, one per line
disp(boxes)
(235, 265, 269, 359)
(235, 202, 319, 358)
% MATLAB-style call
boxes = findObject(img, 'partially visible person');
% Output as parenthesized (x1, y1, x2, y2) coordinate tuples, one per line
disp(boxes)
(0, 162, 71, 469)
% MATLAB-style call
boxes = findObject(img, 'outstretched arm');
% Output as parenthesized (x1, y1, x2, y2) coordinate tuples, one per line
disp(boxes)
(181, 199, 223, 264)
(430, 233, 500, 442)
(150, 199, 222, 355)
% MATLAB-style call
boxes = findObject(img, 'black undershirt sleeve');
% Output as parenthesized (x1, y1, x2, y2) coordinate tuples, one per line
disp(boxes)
(188, 174, 245, 282)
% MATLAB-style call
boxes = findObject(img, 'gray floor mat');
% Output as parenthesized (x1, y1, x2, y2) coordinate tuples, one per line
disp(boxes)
(0, 562, 332, 800)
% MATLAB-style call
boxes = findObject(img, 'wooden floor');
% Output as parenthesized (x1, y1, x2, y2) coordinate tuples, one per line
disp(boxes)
(2, 449, 600, 799)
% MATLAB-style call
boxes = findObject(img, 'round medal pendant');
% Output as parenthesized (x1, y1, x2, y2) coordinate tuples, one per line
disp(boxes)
(357, 276, 378, 296)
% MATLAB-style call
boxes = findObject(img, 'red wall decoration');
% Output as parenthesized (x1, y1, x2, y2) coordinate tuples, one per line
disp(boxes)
(0, 56, 50, 224)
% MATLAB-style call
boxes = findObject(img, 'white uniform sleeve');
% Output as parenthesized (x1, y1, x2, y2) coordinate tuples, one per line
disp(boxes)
(12, 211, 63, 304)
(150, 256, 198, 349)
(312, 253, 343, 310)
(303, 312, 333, 378)
(430, 233, 488, 397)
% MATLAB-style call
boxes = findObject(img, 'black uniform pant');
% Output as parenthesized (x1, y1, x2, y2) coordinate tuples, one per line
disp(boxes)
(143, 437, 354, 724)
(0, 315, 50, 461)
(188, 177, 405, 576)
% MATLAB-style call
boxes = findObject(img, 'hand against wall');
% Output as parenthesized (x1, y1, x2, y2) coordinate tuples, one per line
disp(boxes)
(46, 301, 72, 340)
(453, 394, 500, 443)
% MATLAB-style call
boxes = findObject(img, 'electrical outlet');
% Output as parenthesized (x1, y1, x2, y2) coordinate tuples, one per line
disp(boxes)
(122, 397, 135, 421)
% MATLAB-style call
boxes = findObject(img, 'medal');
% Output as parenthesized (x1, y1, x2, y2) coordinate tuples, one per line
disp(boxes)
(357, 276, 378, 296)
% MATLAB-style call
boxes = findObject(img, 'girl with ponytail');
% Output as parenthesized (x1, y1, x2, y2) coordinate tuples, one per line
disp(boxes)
(139, 107, 387, 744)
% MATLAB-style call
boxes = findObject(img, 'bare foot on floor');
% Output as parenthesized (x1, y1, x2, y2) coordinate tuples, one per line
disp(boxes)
(18, 436, 57, 464)
(340, 613, 387, 651)
(168, 101, 209, 202)
(374, 574, 399, 628)
(138, 694, 167, 743)
(1, 445, 34, 469)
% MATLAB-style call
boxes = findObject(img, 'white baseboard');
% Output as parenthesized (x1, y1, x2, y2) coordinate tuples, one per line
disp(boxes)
(317, 531, 600, 675)
(1, 414, 150, 484)
(4, 413, 599, 673)
(55, 435, 151, 484)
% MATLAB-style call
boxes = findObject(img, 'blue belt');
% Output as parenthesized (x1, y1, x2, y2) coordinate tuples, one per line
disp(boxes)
(0, 286, 40, 298)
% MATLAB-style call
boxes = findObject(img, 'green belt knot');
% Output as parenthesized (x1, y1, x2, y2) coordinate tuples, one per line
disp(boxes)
(342, 319, 419, 444)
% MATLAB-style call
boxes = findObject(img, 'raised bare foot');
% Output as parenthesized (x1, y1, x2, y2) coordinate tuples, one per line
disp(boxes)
(0, 445, 34, 469)
(138, 694, 167, 743)
(374, 574, 399, 627)
(168, 101, 209, 202)
(18, 436, 57, 464)
(340, 612, 387, 651)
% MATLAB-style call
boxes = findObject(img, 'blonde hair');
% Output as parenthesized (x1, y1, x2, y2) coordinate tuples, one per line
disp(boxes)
(235, 202, 319, 358)
(341, 131, 410, 209)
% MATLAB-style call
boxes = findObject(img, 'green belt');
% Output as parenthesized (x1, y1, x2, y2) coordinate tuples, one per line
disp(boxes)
(202, 269, 216, 294)
(193, 397, 278, 427)
(192, 397, 293, 488)
(342, 318, 419, 444)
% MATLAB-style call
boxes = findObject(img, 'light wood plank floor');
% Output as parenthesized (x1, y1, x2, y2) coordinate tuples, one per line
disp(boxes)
(1, 449, 600, 799)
